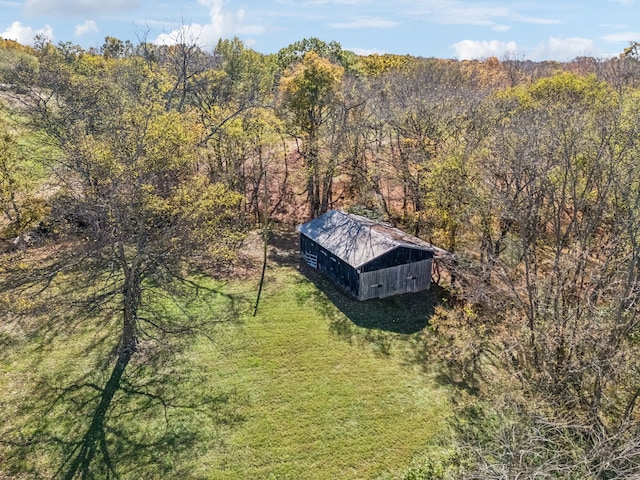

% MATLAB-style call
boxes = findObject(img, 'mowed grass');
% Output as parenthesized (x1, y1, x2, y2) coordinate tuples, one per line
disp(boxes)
(188, 265, 452, 479)
(0, 259, 453, 479)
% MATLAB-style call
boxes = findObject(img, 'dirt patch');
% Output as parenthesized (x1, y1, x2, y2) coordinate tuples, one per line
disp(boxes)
(0, 90, 34, 113)
(209, 227, 300, 281)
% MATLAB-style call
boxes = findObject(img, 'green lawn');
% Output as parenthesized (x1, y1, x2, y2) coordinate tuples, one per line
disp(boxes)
(0, 257, 453, 479)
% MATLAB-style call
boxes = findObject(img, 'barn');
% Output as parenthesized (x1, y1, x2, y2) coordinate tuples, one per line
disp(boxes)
(297, 210, 437, 301)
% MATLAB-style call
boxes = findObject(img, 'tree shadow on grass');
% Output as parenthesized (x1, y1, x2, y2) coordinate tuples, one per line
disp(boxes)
(297, 261, 449, 356)
(0, 260, 248, 479)
(2, 344, 245, 479)
(2, 333, 246, 479)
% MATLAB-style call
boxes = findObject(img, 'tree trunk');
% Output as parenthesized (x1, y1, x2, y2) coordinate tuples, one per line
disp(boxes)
(306, 131, 321, 218)
(62, 257, 141, 479)
(63, 346, 133, 480)
(121, 271, 140, 358)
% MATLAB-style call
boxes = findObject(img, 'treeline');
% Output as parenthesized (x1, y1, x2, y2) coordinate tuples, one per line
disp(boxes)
(2, 35, 640, 478)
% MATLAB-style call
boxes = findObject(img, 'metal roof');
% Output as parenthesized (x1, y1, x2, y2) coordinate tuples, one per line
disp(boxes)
(297, 210, 435, 268)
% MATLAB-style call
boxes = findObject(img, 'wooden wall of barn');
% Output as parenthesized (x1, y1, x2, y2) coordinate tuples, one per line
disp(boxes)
(358, 259, 432, 301)
(300, 233, 360, 298)
(318, 248, 360, 298)
(300, 234, 319, 258)
(359, 246, 432, 273)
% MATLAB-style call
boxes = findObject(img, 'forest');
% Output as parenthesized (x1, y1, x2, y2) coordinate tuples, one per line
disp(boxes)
(1, 33, 640, 478)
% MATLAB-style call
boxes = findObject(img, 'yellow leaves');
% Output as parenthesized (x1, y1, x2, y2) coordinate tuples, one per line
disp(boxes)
(294, 51, 344, 90)
(0, 38, 34, 54)
(147, 176, 245, 259)
(141, 183, 154, 194)
(621, 42, 640, 58)
(114, 107, 203, 181)
(461, 56, 510, 90)
(75, 53, 111, 73)
(462, 304, 478, 321)
(400, 136, 437, 158)
(144, 175, 241, 223)
(144, 110, 202, 170)
(125, 173, 245, 262)
(0, 121, 51, 237)
(81, 133, 116, 168)
(171, 177, 243, 218)
(9, 296, 34, 315)
(357, 53, 413, 76)
(197, 68, 228, 89)
(498, 72, 614, 112)
(250, 108, 285, 141)
(278, 51, 345, 132)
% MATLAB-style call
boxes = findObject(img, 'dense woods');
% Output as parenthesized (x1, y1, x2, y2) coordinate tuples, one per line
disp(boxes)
(2, 34, 640, 478)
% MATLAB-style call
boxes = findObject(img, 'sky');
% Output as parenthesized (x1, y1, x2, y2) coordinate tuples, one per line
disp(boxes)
(1, 0, 639, 61)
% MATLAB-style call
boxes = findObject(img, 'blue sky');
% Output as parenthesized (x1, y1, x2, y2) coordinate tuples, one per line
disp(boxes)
(1, 0, 639, 61)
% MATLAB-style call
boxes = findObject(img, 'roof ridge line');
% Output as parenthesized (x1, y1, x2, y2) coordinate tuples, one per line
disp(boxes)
(337, 210, 399, 246)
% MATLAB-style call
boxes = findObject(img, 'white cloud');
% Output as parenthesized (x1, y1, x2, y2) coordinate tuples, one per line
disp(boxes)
(451, 39, 518, 59)
(511, 14, 561, 26)
(154, 24, 208, 46)
(602, 31, 640, 42)
(75, 20, 99, 37)
(202, 0, 224, 39)
(452, 36, 601, 62)
(278, 0, 369, 5)
(609, 0, 634, 5)
(329, 17, 398, 29)
(1, 20, 53, 45)
(434, 6, 510, 26)
(601, 23, 631, 29)
(349, 47, 387, 56)
(407, 2, 560, 32)
(529, 37, 596, 61)
(154, 0, 265, 48)
(23, 0, 139, 15)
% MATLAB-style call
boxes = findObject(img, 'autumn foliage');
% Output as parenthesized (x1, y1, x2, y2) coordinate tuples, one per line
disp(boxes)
(2, 35, 640, 478)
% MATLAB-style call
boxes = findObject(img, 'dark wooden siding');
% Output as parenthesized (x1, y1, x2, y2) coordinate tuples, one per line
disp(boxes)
(301, 234, 359, 298)
(301, 234, 434, 301)
(359, 246, 433, 273)
(300, 233, 319, 258)
(359, 259, 433, 301)
(318, 246, 359, 298)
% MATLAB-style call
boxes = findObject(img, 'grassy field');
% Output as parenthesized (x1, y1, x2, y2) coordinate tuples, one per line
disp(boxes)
(0, 241, 454, 479)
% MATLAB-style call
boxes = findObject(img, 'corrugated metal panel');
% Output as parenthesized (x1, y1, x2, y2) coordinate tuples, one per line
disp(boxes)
(358, 259, 433, 301)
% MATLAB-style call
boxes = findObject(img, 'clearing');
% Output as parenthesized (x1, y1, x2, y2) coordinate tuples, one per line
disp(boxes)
(0, 230, 453, 479)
